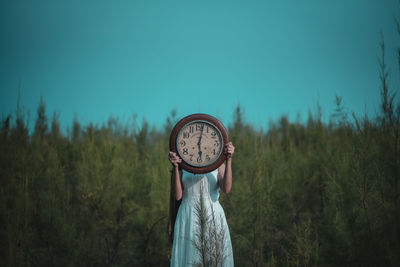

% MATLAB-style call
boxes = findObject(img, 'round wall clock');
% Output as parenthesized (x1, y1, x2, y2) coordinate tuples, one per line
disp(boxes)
(169, 113, 229, 174)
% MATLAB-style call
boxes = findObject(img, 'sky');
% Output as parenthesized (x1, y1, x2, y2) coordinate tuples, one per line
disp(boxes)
(0, 0, 399, 133)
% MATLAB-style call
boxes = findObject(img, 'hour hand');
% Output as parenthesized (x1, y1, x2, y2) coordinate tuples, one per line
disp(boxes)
(197, 138, 202, 158)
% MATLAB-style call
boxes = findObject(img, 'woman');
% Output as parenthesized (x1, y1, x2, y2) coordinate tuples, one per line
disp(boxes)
(168, 142, 235, 266)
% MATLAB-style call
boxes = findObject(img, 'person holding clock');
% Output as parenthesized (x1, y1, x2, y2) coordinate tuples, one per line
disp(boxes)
(168, 137, 235, 267)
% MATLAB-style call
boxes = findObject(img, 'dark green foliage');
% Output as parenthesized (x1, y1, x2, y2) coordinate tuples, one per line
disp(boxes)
(0, 106, 172, 267)
(1, 93, 399, 266)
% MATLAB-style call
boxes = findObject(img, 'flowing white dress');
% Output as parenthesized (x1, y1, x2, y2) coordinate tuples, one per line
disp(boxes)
(171, 169, 234, 266)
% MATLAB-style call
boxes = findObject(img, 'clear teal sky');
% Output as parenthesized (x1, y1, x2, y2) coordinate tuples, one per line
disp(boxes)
(1, 0, 399, 132)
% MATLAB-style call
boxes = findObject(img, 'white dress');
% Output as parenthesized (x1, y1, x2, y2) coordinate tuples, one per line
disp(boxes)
(171, 169, 234, 266)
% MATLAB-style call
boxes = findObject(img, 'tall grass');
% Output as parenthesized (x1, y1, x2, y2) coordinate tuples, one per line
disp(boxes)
(1, 84, 399, 266)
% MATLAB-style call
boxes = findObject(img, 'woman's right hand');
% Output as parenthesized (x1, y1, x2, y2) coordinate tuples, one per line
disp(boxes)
(168, 151, 182, 167)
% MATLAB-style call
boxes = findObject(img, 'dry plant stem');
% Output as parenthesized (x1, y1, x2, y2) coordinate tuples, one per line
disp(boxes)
(192, 184, 228, 267)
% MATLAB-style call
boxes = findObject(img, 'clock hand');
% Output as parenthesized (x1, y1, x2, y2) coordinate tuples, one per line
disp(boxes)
(197, 140, 202, 160)
(197, 124, 204, 159)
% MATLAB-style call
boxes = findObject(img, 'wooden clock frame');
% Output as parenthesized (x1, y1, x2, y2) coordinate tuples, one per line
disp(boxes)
(169, 113, 229, 174)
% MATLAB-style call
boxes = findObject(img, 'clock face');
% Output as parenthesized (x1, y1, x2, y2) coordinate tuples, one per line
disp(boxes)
(176, 120, 224, 167)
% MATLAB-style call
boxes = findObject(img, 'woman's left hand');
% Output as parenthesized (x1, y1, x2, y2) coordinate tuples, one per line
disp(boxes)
(224, 142, 235, 159)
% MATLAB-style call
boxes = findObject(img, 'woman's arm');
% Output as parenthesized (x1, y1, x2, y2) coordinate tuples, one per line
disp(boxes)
(169, 152, 183, 200)
(172, 165, 183, 200)
(218, 142, 235, 194)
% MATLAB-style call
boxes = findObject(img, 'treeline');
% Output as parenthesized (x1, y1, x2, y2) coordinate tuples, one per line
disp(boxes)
(1, 91, 399, 266)
(1, 101, 175, 266)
